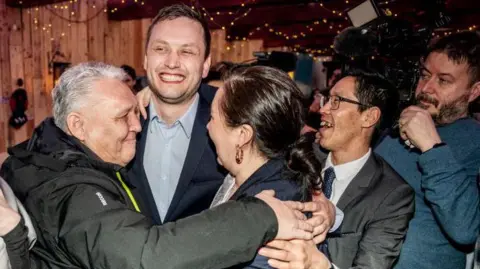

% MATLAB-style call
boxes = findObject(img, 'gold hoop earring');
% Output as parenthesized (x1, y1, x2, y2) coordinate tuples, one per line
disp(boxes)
(235, 144, 244, 164)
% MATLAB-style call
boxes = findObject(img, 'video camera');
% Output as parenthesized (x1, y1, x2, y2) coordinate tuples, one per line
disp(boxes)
(334, 0, 450, 107)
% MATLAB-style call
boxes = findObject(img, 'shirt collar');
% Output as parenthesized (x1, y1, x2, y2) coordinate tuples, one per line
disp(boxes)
(322, 149, 372, 181)
(148, 93, 199, 139)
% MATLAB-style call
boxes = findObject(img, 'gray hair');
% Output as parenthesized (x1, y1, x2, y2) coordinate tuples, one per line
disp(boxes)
(52, 62, 128, 131)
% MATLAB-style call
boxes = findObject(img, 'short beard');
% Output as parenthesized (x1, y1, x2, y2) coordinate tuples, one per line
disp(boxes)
(416, 93, 469, 125)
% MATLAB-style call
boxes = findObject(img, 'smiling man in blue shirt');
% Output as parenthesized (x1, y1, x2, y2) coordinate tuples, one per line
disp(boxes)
(126, 4, 227, 224)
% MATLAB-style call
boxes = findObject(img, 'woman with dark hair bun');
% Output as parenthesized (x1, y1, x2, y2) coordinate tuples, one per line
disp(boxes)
(207, 65, 325, 269)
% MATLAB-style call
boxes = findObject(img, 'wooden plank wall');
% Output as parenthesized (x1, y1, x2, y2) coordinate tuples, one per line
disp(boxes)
(0, 0, 16, 152)
(0, 0, 266, 152)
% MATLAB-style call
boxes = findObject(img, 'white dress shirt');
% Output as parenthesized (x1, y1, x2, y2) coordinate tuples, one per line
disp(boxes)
(321, 149, 372, 205)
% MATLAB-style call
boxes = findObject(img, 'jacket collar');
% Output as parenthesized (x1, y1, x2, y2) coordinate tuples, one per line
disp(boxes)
(147, 93, 199, 139)
(334, 154, 381, 210)
(230, 159, 286, 200)
(314, 144, 381, 210)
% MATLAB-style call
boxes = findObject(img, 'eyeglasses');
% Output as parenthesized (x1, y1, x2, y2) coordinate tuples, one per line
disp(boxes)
(316, 93, 371, 110)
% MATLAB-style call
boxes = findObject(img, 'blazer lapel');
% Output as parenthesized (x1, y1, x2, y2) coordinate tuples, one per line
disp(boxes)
(164, 94, 211, 221)
(336, 154, 380, 211)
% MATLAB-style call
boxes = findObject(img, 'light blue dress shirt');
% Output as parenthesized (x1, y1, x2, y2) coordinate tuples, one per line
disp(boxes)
(143, 93, 199, 221)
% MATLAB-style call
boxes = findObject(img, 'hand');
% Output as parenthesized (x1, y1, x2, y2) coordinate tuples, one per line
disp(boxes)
(256, 190, 313, 240)
(302, 192, 336, 244)
(398, 106, 442, 152)
(0, 189, 21, 237)
(258, 239, 330, 269)
(136, 86, 152, 119)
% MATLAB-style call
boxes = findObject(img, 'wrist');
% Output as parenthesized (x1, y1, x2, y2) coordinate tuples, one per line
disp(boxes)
(311, 251, 332, 269)
(421, 141, 446, 153)
(420, 138, 443, 153)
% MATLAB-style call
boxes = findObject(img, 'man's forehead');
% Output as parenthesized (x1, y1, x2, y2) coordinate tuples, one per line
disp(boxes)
(425, 52, 469, 75)
(150, 17, 204, 41)
(93, 79, 136, 105)
(332, 77, 356, 95)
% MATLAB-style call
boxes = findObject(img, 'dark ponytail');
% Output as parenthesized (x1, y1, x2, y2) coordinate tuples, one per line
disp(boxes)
(286, 132, 322, 200)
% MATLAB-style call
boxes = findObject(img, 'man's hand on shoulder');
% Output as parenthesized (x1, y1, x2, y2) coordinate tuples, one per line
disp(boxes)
(255, 190, 313, 240)
(136, 86, 152, 119)
(303, 192, 336, 244)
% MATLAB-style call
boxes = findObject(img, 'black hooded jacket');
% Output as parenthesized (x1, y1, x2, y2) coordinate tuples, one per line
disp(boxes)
(1, 118, 278, 269)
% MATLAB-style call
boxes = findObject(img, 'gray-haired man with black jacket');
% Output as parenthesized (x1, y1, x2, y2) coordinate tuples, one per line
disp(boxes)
(0, 62, 324, 269)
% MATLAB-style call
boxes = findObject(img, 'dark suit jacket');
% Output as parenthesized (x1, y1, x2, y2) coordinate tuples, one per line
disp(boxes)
(127, 84, 227, 224)
(318, 151, 414, 269)
(227, 158, 310, 269)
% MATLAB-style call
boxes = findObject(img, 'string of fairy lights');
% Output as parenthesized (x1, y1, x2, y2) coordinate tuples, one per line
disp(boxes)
(15, 0, 478, 59)
(238, 1, 358, 58)
(194, 1, 254, 30)
(20, 0, 145, 41)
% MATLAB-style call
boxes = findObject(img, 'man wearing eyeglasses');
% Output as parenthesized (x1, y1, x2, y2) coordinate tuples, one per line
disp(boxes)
(260, 70, 414, 269)
(315, 71, 415, 269)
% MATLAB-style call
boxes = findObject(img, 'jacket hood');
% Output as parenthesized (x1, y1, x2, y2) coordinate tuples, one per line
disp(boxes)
(1, 117, 123, 202)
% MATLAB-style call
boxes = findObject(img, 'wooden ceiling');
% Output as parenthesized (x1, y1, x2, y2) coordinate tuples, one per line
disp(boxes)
(7, 0, 480, 52)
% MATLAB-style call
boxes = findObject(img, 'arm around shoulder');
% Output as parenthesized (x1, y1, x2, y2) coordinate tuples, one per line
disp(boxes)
(56, 185, 278, 269)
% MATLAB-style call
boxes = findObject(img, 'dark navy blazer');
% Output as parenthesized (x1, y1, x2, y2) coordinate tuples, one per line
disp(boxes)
(127, 84, 227, 224)
(230, 159, 308, 202)
(228, 158, 309, 269)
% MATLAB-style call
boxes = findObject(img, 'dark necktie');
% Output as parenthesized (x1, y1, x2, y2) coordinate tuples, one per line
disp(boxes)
(318, 166, 336, 260)
(323, 167, 336, 199)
